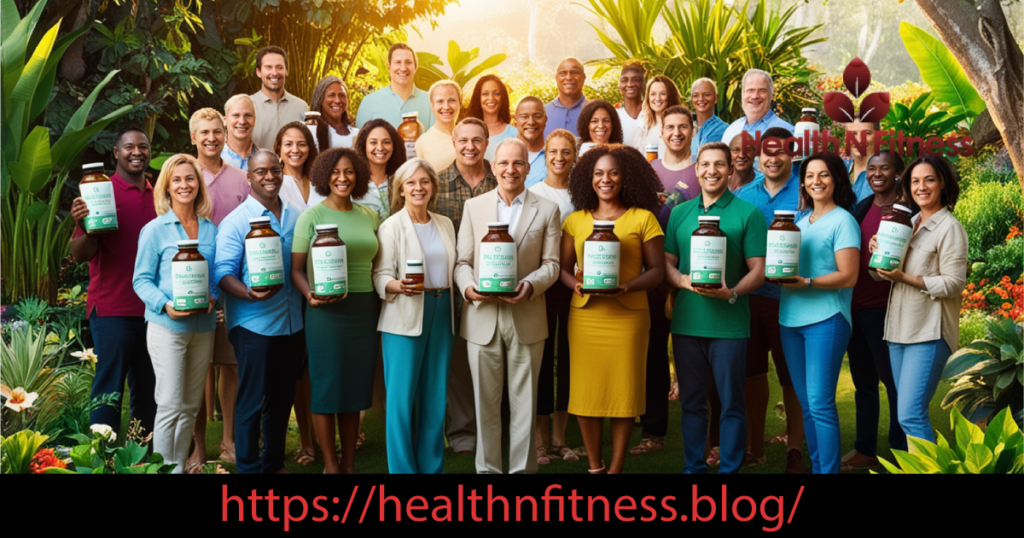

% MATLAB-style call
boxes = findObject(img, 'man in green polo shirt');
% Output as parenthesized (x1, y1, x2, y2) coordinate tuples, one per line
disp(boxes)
(664, 141, 766, 474)
(355, 43, 435, 131)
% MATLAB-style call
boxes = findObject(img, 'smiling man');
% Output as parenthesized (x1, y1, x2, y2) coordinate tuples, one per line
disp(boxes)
(355, 43, 434, 131)
(544, 57, 587, 138)
(249, 46, 308, 150)
(214, 150, 304, 474)
(720, 69, 794, 148)
(454, 137, 561, 474)
(515, 96, 549, 188)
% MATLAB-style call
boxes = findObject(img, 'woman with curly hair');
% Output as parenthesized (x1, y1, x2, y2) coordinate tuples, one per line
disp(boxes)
(274, 121, 321, 210)
(307, 76, 358, 150)
(467, 74, 517, 162)
(560, 144, 665, 474)
(290, 147, 381, 474)
(576, 99, 623, 156)
(353, 119, 407, 222)
(630, 76, 682, 160)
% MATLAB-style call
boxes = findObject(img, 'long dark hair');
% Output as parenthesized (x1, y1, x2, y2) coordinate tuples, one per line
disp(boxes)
(567, 144, 661, 214)
(310, 76, 354, 150)
(899, 154, 960, 212)
(798, 153, 856, 211)
(467, 74, 511, 126)
(577, 99, 623, 145)
(353, 119, 407, 177)
(273, 121, 319, 180)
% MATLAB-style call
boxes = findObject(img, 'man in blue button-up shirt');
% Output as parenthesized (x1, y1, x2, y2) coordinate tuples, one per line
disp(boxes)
(214, 150, 304, 474)
(720, 69, 794, 149)
(544, 57, 587, 138)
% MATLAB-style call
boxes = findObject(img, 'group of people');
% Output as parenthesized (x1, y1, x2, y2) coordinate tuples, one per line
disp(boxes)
(74, 43, 968, 475)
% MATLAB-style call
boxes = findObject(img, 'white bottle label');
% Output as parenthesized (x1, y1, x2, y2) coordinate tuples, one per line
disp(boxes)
(405, 141, 417, 160)
(311, 245, 348, 296)
(172, 260, 209, 311)
(82, 181, 118, 232)
(765, 230, 801, 278)
(478, 241, 516, 293)
(583, 241, 620, 289)
(690, 236, 727, 284)
(245, 236, 284, 288)
(869, 221, 913, 270)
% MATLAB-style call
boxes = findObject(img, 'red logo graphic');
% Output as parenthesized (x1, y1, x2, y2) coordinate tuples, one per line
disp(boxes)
(823, 57, 890, 124)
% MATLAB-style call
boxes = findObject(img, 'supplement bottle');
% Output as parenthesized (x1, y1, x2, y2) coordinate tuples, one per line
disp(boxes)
(690, 216, 727, 289)
(80, 163, 118, 234)
(399, 112, 420, 160)
(869, 204, 913, 276)
(765, 210, 801, 284)
(645, 145, 659, 162)
(310, 224, 347, 303)
(304, 111, 321, 127)
(172, 239, 209, 314)
(793, 108, 820, 160)
(244, 216, 284, 293)
(478, 223, 516, 296)
(406, 260, 424, 288)
(582, 220, 621, 294)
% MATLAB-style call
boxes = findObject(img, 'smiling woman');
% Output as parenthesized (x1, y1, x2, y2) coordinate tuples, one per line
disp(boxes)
(416, 80, 463, 174)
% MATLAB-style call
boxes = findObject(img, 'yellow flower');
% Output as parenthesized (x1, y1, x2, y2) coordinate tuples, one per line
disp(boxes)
(71, 348, 98, 365)
(0, 384, 39, 412)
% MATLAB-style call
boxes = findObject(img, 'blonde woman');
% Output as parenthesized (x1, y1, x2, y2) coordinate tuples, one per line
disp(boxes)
(132, 154, 218, 474)
(372, 158, 457, 473)
(415, 80, 463, 173)
(630, 75, 682, 160)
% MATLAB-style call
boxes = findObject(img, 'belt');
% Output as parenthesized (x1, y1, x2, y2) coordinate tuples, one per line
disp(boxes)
(423, 287, 449, 298)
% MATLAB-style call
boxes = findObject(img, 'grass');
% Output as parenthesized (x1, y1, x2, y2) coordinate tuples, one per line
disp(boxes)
(121, 355, 953, 474)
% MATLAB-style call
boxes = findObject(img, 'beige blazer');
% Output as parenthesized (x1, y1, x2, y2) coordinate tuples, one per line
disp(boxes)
(454, 189, 561, 346)
(372, 207, 457, 337)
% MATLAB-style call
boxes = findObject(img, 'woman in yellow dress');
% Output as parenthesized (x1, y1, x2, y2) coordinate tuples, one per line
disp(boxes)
(560, 144, 665, 474)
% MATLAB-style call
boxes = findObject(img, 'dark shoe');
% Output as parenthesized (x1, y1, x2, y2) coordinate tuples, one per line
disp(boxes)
(840, 449, 880, 471)
(785, 449, 806, 474)
(741, 452, 767, 468)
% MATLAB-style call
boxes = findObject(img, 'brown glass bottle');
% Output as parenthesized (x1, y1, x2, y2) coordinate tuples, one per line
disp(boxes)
(869, 203, 914, 277)
(582, 221, 621, 294)
(245, 216, 284, 293)
(304, 111, 321, 127)
(690, 216, 727, 289)
(406, 260, 425, 288)
(80, 162, 118, 234)
(477, 222, 516, 296)
(310, 224, 347, 303)
(171, 239, 209, 315)
(645, 145, 659, 162)
(765, 210, 801, 284)
(398, 112, 420, 160)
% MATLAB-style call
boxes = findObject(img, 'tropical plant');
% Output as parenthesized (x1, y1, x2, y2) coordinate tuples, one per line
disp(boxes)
(0, 323, 68, 433)
(899, 21, 986, 122)
(414, 40, 508, 91)
(942, 317, 1023, 427)
(35, 366, 118, 447)
(875, 407, 1022, 474)
(0, 429, 49, 474)
(11, 297, 49, 326)
(959, 309, 990, 349)
(44, 426, 176, 474)
(1, 0, 132, 303)
(880, 91, 969, 157)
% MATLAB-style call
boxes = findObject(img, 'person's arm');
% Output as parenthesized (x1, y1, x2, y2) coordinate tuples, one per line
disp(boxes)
(664, 252, 692, 291)
(559, 231, 582, 296)
(214, 218, 275, 301)
(878, 224, 968, 297)
(453, 200, 495, 302)
(781, 248, 860, 289)
(617, 235, 665, 295)
(132, 226, 188, 319)
(69, 198, 99, 263)
(693, 256, 766, 301)
(513, 205, 562, 304)
(372, 219, 421, 299)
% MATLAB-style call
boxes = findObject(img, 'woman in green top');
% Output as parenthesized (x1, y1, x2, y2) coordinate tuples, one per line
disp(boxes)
(291, 147, 381, 474)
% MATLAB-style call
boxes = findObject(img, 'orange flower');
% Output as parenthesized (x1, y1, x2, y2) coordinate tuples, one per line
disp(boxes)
(967, 283, 975, 291)
(1006, 226, 1021, 241)
(1003, 303, 1013, 310)
(28, 448, 68, 474)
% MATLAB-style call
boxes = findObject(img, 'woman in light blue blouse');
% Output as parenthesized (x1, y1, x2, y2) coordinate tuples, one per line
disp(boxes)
(133, 153, 219, 474)
(778, 153, 860, 474)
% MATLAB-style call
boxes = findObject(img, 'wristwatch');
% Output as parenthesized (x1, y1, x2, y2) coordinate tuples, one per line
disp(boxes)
(805, 277, 813, 288)
(728, 290, 738, 304)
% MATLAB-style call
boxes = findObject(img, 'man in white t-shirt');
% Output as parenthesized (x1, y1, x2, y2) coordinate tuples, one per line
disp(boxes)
(616, 60, 646, 148)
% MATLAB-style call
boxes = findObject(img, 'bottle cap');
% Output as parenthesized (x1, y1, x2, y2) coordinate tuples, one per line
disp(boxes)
(82, 163, 105, 172)
(593, 220, 616, 227)
(304, 111, 321, 117)
(315, 224, 339, 233)
(698, 216, 721, 222)
(893, 204, 911, 214)
(487, 222, 509, 228)
(801, 108, 817, 114)
(249, 216, 271, 225)
(774, 210, 798, 216)
(176, 239, 199, 248)
(402, 111, 419, 119)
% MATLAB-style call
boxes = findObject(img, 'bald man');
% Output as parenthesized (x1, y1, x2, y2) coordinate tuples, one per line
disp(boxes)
(544, 57, 587, 138)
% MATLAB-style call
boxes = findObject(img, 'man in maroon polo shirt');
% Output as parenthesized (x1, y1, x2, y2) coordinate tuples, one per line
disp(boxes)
(70, 127, 157, 435)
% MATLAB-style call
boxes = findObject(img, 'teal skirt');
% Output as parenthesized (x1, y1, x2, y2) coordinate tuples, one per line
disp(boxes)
(305, 292, 381, 413)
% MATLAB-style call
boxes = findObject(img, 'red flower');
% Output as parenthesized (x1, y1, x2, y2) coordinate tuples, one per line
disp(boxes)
(28, 448, 68, 474)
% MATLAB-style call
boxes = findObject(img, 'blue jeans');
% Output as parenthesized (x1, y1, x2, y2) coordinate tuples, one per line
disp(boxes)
(672, 335, 747, 474)
(780, 314, 850, 474)
(230, 327, 305, 474)
(88, 312, 156, 434)
(848, 308, 906, 454)
(888, 339, 951, 443)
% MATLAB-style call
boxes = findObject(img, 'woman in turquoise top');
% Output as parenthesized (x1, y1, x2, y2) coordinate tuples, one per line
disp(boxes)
(291, 147, 381, 474)
(467, 74, 517, 162)
(132, 153, 218, 474)
(779, 153, 861, 474)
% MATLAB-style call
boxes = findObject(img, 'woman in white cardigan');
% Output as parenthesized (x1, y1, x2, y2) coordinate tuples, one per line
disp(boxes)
(371, 158, 457, 474)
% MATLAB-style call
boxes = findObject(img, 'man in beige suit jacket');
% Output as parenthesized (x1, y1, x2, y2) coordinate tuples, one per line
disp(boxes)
(454, 138, 561, 474)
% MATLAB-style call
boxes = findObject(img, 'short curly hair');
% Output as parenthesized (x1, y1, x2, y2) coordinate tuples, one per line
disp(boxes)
(577, 99, 623, 145)
(353, 119, 406, 177)
(567, 144, 661, 214)
(309, 147, 371, 199)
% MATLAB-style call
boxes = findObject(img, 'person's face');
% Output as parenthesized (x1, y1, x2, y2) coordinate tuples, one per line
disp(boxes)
(329, 156, 357, 199)
(515, 101, 547, 144)
(592, 154, 622, 202)
(845, 120, 876, 157)
(909, 162, 942, 212)
(279, 128, 309, 171)
(431, 85, 460, 126)
(114, 131, 151, 175)
(453, 123, 487, 167)
(803, 159, 836, 206)
(168, 162, 199, 205)
(866, 154, 899, 195)
(401, 167, 433, 210)
(546, 136, 576, 177)
(619, 69, 644, 102)
(589, 107, 613, 144)
(248, 153, 283, 201)
(759, 141, 794, 182)
(322, 82, 348, 124)
(648, 82, 669, 114)
(190, 118, 226, 158)
(730, 135, 754, 173)
(365, 127, 394, 167)
(389, 49, 417, 86)
(697, 149, 731, 197)
(661, 112, 692, 154)
(492, 144, 529, 198)
(256, 52, 287, 92)
(690, 81, 717, 115)
(742, 74, 772, 119)
(555, 59, 585, 99)
(225, 101, 255, 142)
(480, 80, 504, 117)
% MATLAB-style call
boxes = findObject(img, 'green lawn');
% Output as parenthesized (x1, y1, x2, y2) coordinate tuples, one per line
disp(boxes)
(123, 355, 953, 474)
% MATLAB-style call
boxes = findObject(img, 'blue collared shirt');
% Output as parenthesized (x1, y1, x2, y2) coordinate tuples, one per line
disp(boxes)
(221, 143, 257, 172)
(544, 96, 587, 138)
(133, 211, 219, 333)
(524, 149, 548, 188)
(720, 110, 794, 145)
(692, 113, 729, 157)
(214, 196, 304, 337)
(734, 168, 801, 300)
(355, 86, 435, 131)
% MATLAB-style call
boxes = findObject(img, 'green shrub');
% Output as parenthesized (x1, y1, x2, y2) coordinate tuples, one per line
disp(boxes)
(954, 146, 1016, 192)
(954, 179, 1023, 261)
(969, 237, 1024, 285)
(958, 310, 990, 349)
(502, 64, 622, 115)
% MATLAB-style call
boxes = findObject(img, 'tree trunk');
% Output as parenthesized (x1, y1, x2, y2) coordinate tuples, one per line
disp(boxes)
(913, 0, 1023, 190)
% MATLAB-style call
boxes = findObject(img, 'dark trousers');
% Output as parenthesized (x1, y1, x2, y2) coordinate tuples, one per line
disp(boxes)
(537, 281, 571, 415)
(88, 312, 156, 435)
(230, 326, 305, 474)
(640, 288, 671, 437)
(673, 335, 747, 474)
(848, 308, 906, 454)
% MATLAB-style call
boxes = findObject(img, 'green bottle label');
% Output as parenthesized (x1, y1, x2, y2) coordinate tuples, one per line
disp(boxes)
(690, 236, 727, 284)
(82, 181, 118, 232)
(583, 241, 620, 289)
(312, 245, 347, 296)
(172, 260, 209, 311)
(868, 222, 912, 270)
(245, 236, 284, 287)
(765, 230, 801, 278)
(478, 241, 516, 293)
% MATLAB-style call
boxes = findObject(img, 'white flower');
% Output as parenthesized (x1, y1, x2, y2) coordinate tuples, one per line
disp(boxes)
(90, 423, 116, 441)
(0, 384, 38, 412)
(71, 348, 98, 365)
